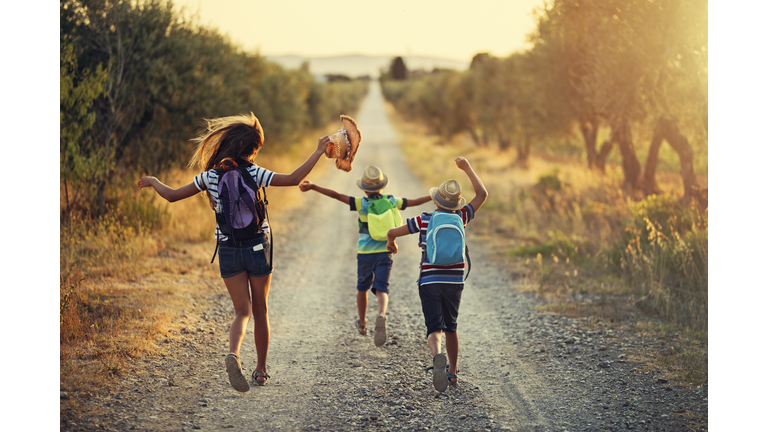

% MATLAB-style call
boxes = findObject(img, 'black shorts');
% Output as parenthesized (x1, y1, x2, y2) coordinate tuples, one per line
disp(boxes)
(418, 283, 464, 337)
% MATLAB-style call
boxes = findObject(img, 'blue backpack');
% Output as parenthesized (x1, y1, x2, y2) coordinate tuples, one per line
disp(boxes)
(425, 211, 471, 279)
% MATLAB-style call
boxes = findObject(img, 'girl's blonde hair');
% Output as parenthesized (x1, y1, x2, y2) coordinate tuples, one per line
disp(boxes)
(188, 113, 265, 171)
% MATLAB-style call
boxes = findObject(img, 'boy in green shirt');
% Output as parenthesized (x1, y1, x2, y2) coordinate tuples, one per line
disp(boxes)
(300, 166, 431, 346)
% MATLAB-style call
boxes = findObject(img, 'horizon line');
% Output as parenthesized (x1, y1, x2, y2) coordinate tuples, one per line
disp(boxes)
(259, 52, 473, 62)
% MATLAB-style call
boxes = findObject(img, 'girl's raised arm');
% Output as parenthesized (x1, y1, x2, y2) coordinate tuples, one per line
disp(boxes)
(270, 136, 331, 187)
(138, 177, 200, 203)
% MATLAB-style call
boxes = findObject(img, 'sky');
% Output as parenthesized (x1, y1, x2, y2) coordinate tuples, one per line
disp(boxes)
(172, 0, 546, 61)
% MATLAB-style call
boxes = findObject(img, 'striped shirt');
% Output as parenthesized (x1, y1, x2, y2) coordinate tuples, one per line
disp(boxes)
(405, 205, 475, 285)
(193, 165, 275, 241)
(350, 194, 408, 254)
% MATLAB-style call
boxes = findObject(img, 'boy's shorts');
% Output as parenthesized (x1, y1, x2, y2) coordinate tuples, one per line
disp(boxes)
(356, 252, 393, 294)
(218, 233, 272, 279)
(418, 282, 464, 337)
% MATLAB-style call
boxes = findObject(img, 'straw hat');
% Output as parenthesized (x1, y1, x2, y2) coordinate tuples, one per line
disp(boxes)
(330, 115, 362, 173)
(356, 166, 389, 192)
(429, 179, 466, 211)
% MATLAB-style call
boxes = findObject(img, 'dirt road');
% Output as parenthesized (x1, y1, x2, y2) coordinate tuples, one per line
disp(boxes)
(63, 83, 707, 432)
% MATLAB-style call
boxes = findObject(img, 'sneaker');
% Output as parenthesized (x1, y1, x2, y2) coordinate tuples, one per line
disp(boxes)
(432, 353, 448, 392)
(225, 354, 250, 392)
(374, 315, 387, 347)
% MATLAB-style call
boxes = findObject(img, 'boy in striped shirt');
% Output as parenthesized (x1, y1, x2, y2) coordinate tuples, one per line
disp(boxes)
(386, 157, 488, 391)
(300, 166, 431, 346)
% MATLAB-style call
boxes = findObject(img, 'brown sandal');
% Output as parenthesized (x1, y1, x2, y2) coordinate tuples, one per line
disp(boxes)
(356, 318, 367, 335)
(252, 369, 270, 386)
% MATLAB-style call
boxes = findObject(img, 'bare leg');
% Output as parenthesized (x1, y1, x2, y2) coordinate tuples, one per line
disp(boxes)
(249, 274, 271, 382)
(223, 272, 252, 357)
(445, 331, 459, 382)
(356, 290, 368, 328)
(375, 290, 389, 316)
(427, 330, 443, 358)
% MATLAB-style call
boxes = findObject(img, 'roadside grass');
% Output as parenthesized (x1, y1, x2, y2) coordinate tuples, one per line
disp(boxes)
(384, 102, 708, 387)
(60, 132, 330, 398)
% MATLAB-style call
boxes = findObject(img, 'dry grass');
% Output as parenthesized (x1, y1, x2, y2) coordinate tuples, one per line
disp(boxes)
(60, 132, 331, 395)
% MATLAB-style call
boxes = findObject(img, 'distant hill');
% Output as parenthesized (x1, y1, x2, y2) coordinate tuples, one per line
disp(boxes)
(265, 54, 470, 78)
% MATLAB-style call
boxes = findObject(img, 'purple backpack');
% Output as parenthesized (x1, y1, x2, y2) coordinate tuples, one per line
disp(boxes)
(209, 163, 271, 266)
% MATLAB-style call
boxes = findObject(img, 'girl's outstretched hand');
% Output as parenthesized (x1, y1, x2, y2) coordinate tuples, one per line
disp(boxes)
(299, 180, 314, 192)
(455, 157, 471, 171)
(317, 135, 331, 154)
(138, 176, 156, 190)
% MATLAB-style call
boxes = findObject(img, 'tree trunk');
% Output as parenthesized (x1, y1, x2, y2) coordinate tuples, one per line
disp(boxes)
(480, 126, 489, 147)
(659, 116, 701, 207)
(497, 126, 511, 151)
(641, 118, 665, 196)
(613, 118, 642, 190)
(64, 179, 72, 225)
(97, 179, 106, 218)
(595, 139, 614, 173)
(515, 135, 531, 167)
(467, 128, 480, 146)
(579, 119, 599, 168)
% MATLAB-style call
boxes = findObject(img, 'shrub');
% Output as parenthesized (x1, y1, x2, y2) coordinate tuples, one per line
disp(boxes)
(607, 196, 708, 331)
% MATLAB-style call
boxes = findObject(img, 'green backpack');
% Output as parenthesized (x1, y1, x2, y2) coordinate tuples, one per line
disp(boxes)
(366, 195, 402, 241)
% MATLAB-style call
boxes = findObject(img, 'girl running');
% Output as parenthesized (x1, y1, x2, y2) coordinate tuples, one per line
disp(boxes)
(138, 113, 330, 392)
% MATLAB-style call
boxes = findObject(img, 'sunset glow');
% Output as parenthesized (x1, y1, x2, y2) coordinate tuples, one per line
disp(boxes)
(173, 0, 546, 60)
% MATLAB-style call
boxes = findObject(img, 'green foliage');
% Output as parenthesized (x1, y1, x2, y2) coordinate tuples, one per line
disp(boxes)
(60, 36, 108, 184)
(509, 230, 581, 261)
(535, 169, 563, 192)
(60, 0, 368, 219)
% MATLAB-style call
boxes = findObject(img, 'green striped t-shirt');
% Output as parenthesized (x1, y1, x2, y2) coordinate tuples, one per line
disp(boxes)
(349, 194, 408, 254)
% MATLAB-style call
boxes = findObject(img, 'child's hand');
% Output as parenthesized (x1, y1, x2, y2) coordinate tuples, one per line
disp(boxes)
(455, 157, 471, 171)
(137, 176, 156, 190)
(299, 180, 314, 192)
(386, 240, 398, 254)
(317, 135, 330, 154)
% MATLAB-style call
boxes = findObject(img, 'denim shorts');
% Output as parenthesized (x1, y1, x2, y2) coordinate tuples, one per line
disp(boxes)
(217, 233, 272, 279)
(418, 282, 464, 337)
(356, 252, 393, 294)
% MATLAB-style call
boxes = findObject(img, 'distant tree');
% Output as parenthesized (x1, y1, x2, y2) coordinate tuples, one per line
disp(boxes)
(469, 53, 491, 70)
(390, 56, 408, 80)
(325, 74, 351, 83)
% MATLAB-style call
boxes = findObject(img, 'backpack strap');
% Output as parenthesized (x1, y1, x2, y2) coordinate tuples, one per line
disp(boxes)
(262, 185, 273, 272)
(464, 244, 471, 281)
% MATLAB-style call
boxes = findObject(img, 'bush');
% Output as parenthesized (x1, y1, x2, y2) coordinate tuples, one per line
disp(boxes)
(607, 196, 708, 331)
(509, 230, 583, 262)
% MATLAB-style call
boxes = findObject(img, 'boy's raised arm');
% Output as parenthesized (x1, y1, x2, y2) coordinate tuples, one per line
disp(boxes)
(455, 157, 488, 211)
(406, 195, 432, 207)
(299, 180, 351, 204)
